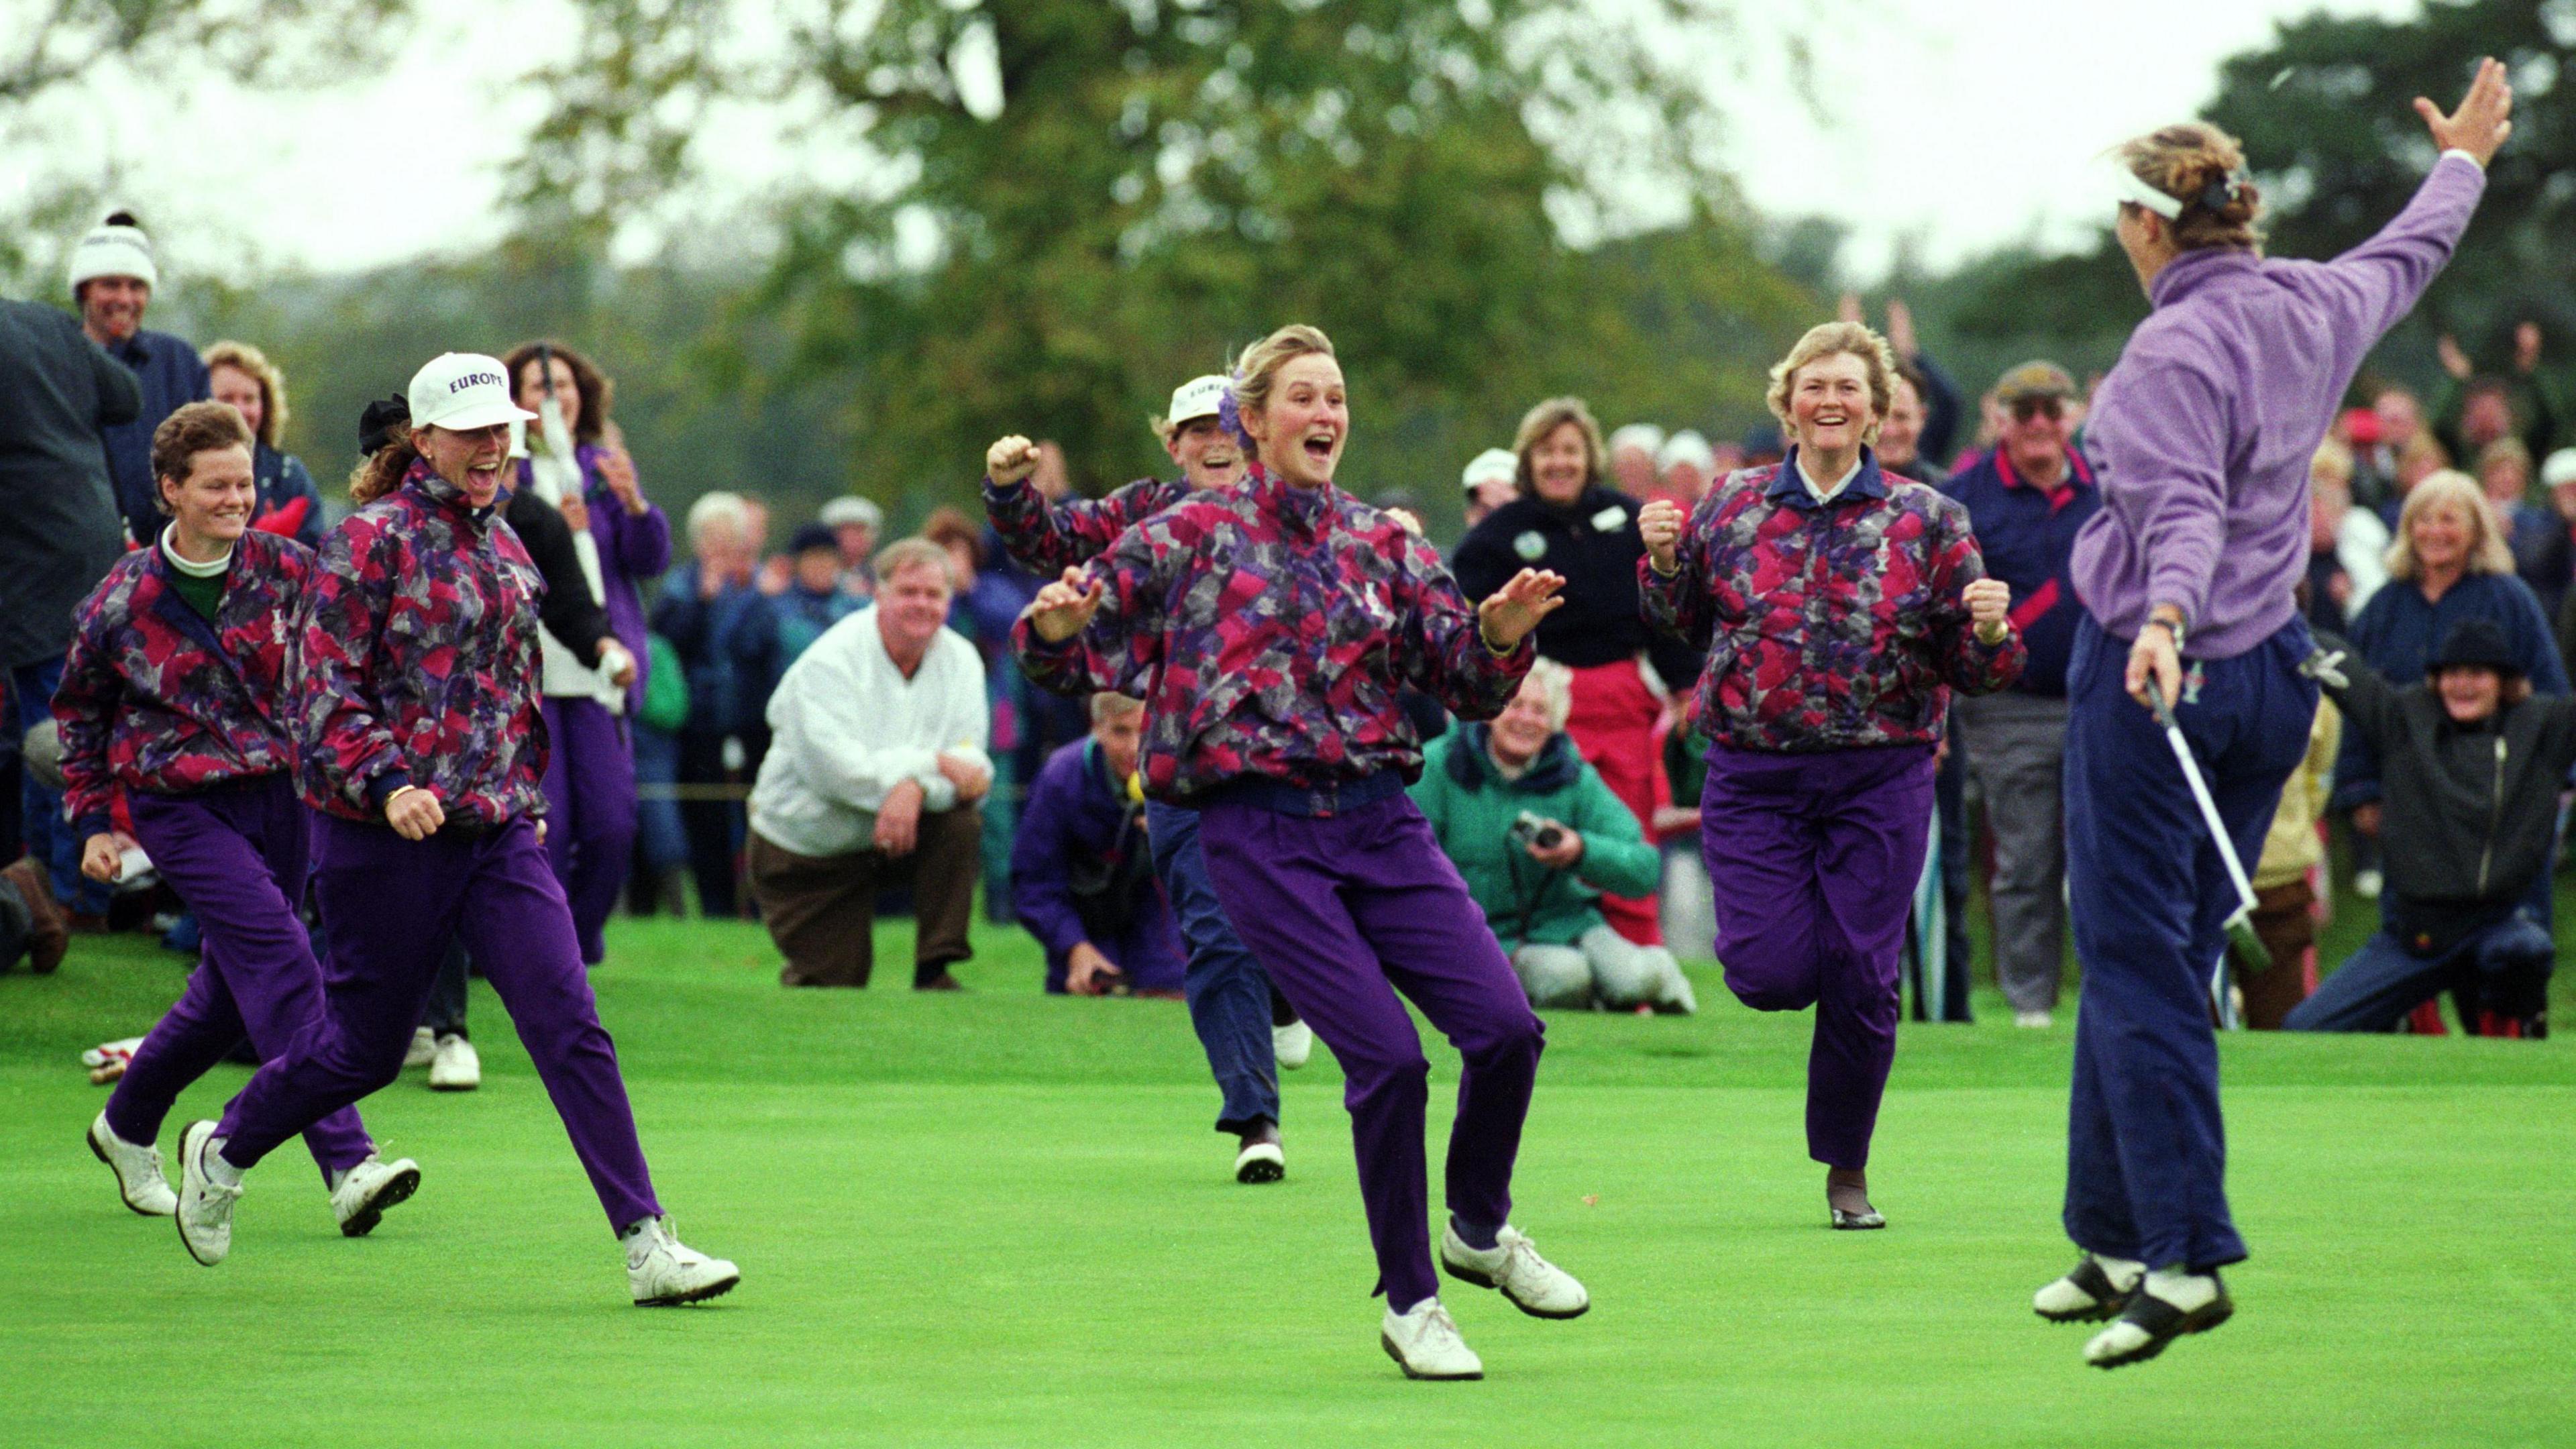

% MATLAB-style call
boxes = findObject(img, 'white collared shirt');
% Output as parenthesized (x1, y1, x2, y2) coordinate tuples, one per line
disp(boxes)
(748, 608, 993, 858)
(1797, 453, 1864, 504)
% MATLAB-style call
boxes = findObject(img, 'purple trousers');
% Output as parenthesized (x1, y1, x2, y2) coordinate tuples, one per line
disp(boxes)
(103, 777, 374, 1183)
(1197, 785, 1544, 1311)
(215, 815, 663, 1233)
(539, 696, 637, 965)
(1699, 743, 1936, 1171)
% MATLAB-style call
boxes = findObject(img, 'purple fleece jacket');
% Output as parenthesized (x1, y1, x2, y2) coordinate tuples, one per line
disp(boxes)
(2073, 154, 2485, 657)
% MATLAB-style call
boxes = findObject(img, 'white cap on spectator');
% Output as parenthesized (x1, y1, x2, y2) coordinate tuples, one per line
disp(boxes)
(1460, 447, 1519, 496)
(2544, 448, 2576, 490)
(1607, 423, 1665, 458)
(1167, 374, 1229, 428)
(68, 215, 158, 292)
(1658, 429, 1715, 474)
(407, 353, 538, 432)
(820, 495, 883, 529)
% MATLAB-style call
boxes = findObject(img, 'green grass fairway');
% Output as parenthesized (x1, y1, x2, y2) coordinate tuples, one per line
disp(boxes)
(3, 914, 2571, 1448)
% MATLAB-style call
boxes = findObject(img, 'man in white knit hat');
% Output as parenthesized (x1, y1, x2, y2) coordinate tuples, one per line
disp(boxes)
(69, 211, 210, 548)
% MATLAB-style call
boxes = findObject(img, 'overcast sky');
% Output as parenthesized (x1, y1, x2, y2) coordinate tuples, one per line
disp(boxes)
(15, 0, 2430, 288)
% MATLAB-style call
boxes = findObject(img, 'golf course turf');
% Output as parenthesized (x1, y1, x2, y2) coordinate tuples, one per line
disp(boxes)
(2, 910, 2568, 1448)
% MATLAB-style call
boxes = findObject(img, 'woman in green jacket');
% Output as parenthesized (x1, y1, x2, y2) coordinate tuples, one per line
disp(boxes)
(1411, 660, 1696, 1012)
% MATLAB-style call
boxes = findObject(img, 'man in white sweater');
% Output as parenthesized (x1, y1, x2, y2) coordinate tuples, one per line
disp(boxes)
(748, 538, 994, 989)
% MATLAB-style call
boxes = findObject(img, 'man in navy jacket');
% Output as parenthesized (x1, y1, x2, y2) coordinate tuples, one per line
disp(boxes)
(68, 213, 210, 549)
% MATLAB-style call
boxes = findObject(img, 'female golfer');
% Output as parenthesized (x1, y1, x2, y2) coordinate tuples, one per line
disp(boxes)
(170, 354, 737, 1307)
(60, 401, 418, 1235)
(1015, 325, 1578, 1381)
(1639, 321, 2021, 1232)
(986, 376, 1315, 1186)
(2033, 62, 2510, 1368)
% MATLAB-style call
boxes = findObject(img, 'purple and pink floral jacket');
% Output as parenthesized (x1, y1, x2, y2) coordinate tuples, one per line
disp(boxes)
(983, 474, 1189, 576)
(54, 530, 314, 840)
(1013, 464, 1533, 802)
(292, 459, 550, 825)
(1641, 449, 2025, 753)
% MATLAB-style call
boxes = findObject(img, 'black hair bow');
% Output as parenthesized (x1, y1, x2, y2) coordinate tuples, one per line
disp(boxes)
(358, 395, 411, 456)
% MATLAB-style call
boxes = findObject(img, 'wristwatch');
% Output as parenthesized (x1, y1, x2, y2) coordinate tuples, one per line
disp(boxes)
(2144, 612, 2186, 653)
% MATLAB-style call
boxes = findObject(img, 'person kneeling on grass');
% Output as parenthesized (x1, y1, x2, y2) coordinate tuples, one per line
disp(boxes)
(1409, 659, 1695, 1014)
(2286, 620, 2568, 1037)
(747, 537, 993, 990)
(1010, 692, 1185, 998)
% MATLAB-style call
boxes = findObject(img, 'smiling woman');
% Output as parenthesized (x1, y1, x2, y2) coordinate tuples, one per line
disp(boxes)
(1638, 319, 2022, 1234)
(1010, 322, 1583, 1381)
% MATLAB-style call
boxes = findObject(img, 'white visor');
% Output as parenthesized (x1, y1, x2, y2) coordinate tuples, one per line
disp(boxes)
(2110, 166, 2183, 220)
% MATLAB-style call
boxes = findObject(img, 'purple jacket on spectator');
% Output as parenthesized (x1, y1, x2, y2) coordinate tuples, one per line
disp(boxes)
(517, 446, 672, 714)
(1939, 445, 2100, 696)
(1640, 448, 2023, 752)
(291, 458, 549, 825)
(1014, 464, 1532, 802)
(2073, 153, 2485, 658)
(983, 474, 1189, 576)
(1008, 736, 1185, 993)
(54, 529, 313, 839)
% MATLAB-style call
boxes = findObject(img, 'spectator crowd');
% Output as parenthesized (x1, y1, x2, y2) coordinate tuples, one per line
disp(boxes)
(5, 211, 2569, 1052)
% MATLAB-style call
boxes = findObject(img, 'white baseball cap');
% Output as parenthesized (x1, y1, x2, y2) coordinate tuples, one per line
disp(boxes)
(1167, 374, 1229, 429)
(407, 352, 538, 432)
(1460, 447, 1519, 495)
(68, 215, 158, 292)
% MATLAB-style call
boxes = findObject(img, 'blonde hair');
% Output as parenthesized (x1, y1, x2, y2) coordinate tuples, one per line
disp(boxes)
(1519, 657, 1575, 732)
(2310, 439, 2354, 488)
(1511, 397, 1606, 498)
(2115, 122, 2264, 250)
(874, 536, 956, 591)
(201, 339, 288, 449)
(1228, 324, 1336, 462)
(1764, 322, 1898, 445)
(2477, 436, 2534, 494)
(2386, 470, 2514, 580)
(1089, 692, 1144, 726)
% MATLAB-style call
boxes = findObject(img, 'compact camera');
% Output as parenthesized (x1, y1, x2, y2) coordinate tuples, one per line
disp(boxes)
(1507, 810, 1566, 855)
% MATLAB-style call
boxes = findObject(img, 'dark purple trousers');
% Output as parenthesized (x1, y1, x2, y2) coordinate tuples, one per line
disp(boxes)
(1699, 743, 1936, 1171)
(103, 777, 374, 1182)
(1197, 786, 1544, 1312)
(539, 696, 637, 965)
(215, 815, 662, 1232)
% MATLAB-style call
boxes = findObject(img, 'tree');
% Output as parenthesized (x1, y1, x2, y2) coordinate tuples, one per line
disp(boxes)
(2202, 0, 2576, 382)
(517, 0, 1815, 504)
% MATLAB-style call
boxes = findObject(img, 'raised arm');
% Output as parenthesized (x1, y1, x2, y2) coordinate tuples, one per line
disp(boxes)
(1927, 503, 2026, 694)
(981, 433, 1186, 574)
(1636, 496, 1716, 650)
(1391, 536, 1550, 722)
(1013, 522, 1167, 700)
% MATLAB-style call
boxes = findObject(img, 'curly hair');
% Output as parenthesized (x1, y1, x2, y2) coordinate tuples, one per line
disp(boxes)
(201, 339, 289, 449)
(1764, 321, 1899, 445)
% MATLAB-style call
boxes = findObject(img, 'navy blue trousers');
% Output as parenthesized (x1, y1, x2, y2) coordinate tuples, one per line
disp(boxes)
(2062, 615, 2316, 1270)
(2287, 912, 2552, 1032)
(1147, 802, 1281, 1133)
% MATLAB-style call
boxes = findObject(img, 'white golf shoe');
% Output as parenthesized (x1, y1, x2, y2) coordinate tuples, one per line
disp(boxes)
(403, 1026, 438, 1070)
(429, 1034, 480, 1091)
(1381, 1298, 1482, 1381)
(1273, 1018, 1313, 1071)
(2033, 1252, 2143, 1322)
(87, 1112, 176, 1216)
(1440, 1224, 1589, 1319)
(329, 1155, 422, 1237)
(625, 1217, 741, 1305)
(1232, 1139, 1285, 1184)
(174, 1120, 241, 1267)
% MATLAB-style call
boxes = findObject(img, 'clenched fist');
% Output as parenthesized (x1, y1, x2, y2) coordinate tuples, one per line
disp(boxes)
(1963, 578, 2011, 645)
(987, 435, 1041, 486)
(1639, 498, 1685, 574)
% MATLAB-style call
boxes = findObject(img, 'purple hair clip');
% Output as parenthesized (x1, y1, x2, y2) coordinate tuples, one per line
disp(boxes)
(1216, 374, 1250, 452)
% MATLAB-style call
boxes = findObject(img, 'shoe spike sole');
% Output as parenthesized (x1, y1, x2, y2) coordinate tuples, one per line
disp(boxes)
(337, 1163, 421, 1238)
(635, 1273, 741, 1308)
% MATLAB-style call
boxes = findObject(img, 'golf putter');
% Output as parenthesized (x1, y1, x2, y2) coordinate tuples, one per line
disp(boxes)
(2149, 683, 2272, 986)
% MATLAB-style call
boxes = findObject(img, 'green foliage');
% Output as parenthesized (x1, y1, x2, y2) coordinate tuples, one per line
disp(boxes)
(2202, 0, 2576, 385)
(518, 0, 1817, 514)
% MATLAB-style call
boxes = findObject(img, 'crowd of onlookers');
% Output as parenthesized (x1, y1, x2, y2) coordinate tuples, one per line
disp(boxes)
(0, 211, 2564, 1040)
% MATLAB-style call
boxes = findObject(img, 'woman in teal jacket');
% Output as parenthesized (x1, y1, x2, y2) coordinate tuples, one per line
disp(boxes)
(1411, 661, 1696, 1012)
